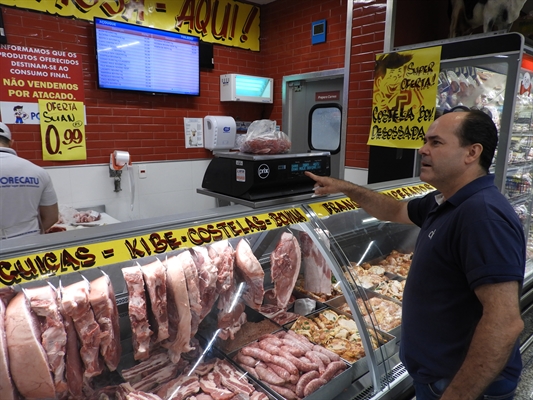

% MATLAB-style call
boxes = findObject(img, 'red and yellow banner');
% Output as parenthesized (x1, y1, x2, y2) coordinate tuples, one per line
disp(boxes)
(0, 0, 261, 51)
(368, 46, 441, 149)
(0, 207, 308, 287)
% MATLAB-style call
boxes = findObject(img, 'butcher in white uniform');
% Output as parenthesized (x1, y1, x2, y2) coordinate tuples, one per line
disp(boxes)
(0, 122, 58, 239)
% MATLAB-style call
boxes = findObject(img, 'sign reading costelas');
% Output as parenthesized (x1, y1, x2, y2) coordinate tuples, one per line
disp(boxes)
(0, 45, 84, 125)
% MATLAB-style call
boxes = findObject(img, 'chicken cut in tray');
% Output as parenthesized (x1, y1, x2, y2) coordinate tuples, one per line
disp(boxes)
(26, 284, 68, 397)
(162, 253, 193, 363)
(141, 259, 170, 343)
(0, 297, 17, 400)
(234, 238, 265, 309)
(89, 274, 122, 371)
(5, 291, 56, 399)
(61, 280, 104, 378)
(123, 266, 153, 361)
(300, 230, 332, 295)
(270, 232, 302, 309)
(190, 246, 218, 321)
(208, 240, 235, 293)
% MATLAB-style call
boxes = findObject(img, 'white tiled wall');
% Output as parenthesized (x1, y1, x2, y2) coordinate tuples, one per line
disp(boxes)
(46, 161, 368, 223)
(46, 160, 217, 222)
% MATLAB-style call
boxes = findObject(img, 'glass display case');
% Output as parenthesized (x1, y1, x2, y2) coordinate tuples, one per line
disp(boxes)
(0, 179, 431, 400)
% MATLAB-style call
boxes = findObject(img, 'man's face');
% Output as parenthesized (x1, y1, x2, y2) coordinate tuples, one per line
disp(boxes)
(418, 113, 471, 188)
(377, 66, 404, 96)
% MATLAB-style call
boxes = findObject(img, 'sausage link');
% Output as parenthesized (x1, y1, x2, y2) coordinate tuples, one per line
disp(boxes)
(269, 354, 299, 376)
(258, 340, 280, 355)
(240, 364, 259, 379)
(321, 360, 347, 382)
(313, 344, 341, 361)
(280, 338, 307, 355)
(284, 353, 318, 372)
(287, 330, 314, 350)
(303, 377, 327, 397)
(269, 384, 298, 400)
(280, 344, 306, 357)
(235, 351, 259, 367)
(308, 350, 331, 366)
(296, 370, 320, 398)
(265, 362, 291, 382)
(259, 335, 284, 347)
(305, 351, 326, 373)
(255, 365, 285, 385)
(241, 346, 273, 364)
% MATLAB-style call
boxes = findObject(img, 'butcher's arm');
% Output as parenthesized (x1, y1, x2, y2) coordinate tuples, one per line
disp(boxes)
(305, 172, 412, 224)
(441, 281, 523, 400)
(39, 203, 59, 233)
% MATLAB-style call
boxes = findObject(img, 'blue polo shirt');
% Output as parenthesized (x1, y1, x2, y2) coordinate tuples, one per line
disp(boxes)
(401, 174, 525, 384)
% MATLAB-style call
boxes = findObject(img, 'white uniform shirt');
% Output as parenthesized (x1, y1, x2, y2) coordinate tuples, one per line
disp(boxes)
(0, 148, 58, 239)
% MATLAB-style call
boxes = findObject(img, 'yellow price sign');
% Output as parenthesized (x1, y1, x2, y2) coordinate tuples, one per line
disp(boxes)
(38, 100, 86, 161)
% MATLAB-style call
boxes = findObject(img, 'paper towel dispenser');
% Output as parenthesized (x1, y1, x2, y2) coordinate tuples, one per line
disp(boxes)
(204, 116, 236, 150)
(220, 74, 273, 103)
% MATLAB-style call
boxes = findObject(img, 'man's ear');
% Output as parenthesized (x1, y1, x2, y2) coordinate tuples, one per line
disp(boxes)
(466, 143, 483, 164)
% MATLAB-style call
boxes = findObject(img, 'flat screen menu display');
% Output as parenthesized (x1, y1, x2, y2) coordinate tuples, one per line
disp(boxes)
(94, 17, 200, 96)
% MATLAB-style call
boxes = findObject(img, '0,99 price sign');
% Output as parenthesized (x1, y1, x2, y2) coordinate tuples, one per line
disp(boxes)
(38, 100, 86, 161)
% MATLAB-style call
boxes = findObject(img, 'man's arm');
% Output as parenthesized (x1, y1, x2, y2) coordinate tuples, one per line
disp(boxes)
(39, 203, 59, 233)
(441, 281, 524, 400)
(305, 172, 412, 224)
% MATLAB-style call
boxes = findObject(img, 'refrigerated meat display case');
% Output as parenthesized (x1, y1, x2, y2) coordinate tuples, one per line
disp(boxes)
(0, 178, 432, 400)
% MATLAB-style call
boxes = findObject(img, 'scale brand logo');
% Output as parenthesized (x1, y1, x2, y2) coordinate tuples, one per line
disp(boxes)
(258, 164, 270, 179)
(223, 126, 231, 132)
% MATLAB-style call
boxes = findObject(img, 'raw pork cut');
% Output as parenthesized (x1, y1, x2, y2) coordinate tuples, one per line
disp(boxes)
(89, 274, 122, 371)
(5, 291, 55, 398)
(123, 266, 153, 361)
(208, 240, 234, 293)
(61, 307, 84, 399)
(0, 298, 17, 400)
(61, 280, 104, 378)
(217, 279, 247, 340)
(141, 259, 170, 343)
(181, 250, 202, 335)
(190, 246, 218, 321)
(270, 232, 301, 308)
(26, 285, 68, 396)
(300, 230, 332, 295)
(162, 254, 193, 363)
(234, 239, 264, 309)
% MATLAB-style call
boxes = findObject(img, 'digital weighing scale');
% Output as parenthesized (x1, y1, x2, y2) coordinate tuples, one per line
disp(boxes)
(199, 151, 331, 206)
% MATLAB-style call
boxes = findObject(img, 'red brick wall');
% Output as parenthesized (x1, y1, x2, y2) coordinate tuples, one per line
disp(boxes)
(1, 0, 387, 170)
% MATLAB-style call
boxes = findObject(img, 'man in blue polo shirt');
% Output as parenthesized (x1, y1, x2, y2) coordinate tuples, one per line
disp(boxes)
(306, 108, 525, 400)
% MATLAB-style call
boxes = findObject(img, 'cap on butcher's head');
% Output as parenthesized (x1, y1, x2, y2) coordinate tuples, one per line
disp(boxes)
(0, 122, 11, 141)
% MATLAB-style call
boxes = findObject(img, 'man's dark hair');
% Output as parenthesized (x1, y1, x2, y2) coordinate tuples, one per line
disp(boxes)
(455, 109, 498, 173)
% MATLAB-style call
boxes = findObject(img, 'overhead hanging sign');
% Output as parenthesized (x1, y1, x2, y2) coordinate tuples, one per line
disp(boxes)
(0, 0, 261, 52)
(0, 45, 84, 125)
(368, 46, 441, 149)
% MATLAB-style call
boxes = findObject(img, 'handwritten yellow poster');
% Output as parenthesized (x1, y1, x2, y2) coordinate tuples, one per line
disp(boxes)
(368, 46, 442, 149)
(0, 0, 260, 51)
(38, 100, 86, 161)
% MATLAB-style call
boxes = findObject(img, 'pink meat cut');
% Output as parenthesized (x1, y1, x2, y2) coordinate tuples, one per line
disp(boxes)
(5, 291, 55, 399)
(299, 230, 332, 295)
(0, 298, 17, 400)
(217, 279, 247, 340)
(61, 308, 84, 399)
(234, 239, 264, 309)
(141, 259, 170, 343)
(162, 254, 193, 363)
(190, 246, 218, 321)
(270, 232, 301, 308)
(26, 285, 68, 397)
(181, 250, 202, 335)
(123, 266, 153, 361)
(208, 240, 234, 293)
(61, 280, 104, 378)
(89, 275, 122, 371)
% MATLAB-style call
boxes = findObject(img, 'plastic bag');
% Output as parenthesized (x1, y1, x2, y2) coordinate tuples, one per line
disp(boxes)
(239, 119, 291, 154)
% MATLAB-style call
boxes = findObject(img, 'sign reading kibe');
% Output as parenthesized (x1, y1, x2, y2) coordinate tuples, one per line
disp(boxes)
(368, 46, 442, 149)
(0, 207, 308, 288)
(38, 100, 87, 161)
(0, 45, 85, 125)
